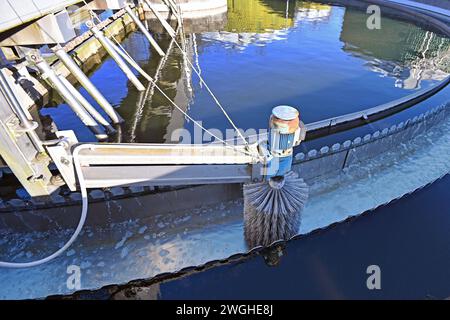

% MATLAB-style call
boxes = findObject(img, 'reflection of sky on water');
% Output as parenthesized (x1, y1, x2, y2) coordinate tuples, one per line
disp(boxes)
(185, 2, 449, 137)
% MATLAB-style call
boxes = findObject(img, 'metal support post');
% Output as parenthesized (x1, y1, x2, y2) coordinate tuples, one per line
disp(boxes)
(29, 53, 108, 141)
(87, 21, 146, 91)
(0, 71, 57, 197)
(143, 0, 176, 38)
(58, 75, 116, 135)
(0, 69, 43, 153)
(53, 45, 123, 124)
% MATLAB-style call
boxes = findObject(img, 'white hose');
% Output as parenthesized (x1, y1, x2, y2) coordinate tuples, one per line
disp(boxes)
(0, 144, 91, 268)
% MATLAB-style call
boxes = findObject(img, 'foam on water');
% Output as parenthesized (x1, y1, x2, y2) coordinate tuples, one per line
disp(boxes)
(0, 110, 449, 299)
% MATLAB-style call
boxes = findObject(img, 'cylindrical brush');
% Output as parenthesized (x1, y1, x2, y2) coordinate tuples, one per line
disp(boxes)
(243, 171, 309, 248)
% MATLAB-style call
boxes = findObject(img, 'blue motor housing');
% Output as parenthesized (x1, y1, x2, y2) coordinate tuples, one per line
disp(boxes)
(270, 131, 297, 152)
(265, 154, 293, 180)
(264, 106, 304, 180)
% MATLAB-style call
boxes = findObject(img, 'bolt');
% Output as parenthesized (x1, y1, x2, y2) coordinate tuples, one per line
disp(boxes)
(50, 174, 66, 187)
(60, 157, 71, 166)
(35, 152, 49, 162)
(58, 139, 70, 150)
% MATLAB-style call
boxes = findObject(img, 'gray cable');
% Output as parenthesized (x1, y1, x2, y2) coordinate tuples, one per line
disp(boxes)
(0, 144, 90, 268)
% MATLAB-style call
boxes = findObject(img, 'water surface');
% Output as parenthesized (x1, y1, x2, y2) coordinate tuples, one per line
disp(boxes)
(41, 0, 450, 143)
(2, 0, 448, 300)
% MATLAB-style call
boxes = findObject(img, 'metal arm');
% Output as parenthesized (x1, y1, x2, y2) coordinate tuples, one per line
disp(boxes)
(46, 130, 265, 191)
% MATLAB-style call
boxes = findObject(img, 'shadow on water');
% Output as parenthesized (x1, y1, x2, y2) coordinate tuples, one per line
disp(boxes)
(113, 35, 189, 143)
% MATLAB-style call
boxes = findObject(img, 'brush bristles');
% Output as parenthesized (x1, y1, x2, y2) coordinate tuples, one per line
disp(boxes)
(243, 171, 309, 248)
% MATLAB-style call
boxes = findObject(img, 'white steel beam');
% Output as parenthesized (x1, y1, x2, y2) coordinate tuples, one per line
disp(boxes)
(0, 10, 76, 46)
(76, 143, 259, 166)
(81, 164, 253, 188)
(0, 0, 83, 33)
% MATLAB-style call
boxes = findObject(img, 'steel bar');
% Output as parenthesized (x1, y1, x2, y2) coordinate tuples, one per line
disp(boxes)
(58, 75, 116, 134)
(31, 55, 108, 140)
(143, 0, 176, 38)
(53, 46, 123, 124)
(124, 4, 165, 57)
(89, 22, 146, 91)
(0, 86, 57, 197)
(76, 143, 258, 166)
(81, 164, 253, 188)
(104, 37, 153, 82)
(0, 69, 44, 152)
(163, 0, 180, 16)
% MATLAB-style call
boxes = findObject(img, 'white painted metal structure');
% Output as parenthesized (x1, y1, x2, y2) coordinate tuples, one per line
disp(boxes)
(0, 0, 186, 196)
(46, 130, 265, 191)
(0, 0, 83, 33)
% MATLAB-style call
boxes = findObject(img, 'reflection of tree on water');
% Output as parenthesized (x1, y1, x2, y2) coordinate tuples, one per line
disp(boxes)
(201, 0, 296, 50)
(226, 0, 296, 33)
(340, 8, 450, 89)
(201, 0, 333, 50)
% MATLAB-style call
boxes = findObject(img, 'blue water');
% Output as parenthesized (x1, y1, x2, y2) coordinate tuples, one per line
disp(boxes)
(41, 0, 450, 143)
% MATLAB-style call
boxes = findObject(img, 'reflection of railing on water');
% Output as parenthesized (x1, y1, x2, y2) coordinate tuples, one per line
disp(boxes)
(128, 32, 179, 143)
(120, 30, 195, 144)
